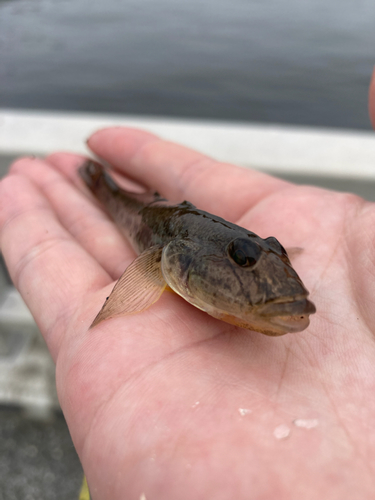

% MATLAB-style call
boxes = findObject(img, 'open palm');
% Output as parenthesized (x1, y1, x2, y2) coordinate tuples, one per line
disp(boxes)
(1, 116, 375, 499)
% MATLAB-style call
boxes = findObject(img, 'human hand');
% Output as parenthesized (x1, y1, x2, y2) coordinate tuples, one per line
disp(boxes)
(1, 76, 375, 498)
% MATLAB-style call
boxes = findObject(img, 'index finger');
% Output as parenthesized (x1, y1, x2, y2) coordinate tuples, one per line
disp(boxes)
(87, 127, 288, 222)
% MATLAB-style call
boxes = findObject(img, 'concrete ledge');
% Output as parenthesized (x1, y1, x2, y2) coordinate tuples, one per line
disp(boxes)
(1, 108, 375, 179)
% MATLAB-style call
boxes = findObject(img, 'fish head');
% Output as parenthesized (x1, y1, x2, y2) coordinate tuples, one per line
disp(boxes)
(161, 235, 315, 336)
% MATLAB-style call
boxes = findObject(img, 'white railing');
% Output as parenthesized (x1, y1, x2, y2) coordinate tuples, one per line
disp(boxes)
(1, 108, 375, 179)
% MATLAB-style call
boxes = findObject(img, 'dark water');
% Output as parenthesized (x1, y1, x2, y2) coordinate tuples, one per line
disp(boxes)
(0, 0, 374, 129)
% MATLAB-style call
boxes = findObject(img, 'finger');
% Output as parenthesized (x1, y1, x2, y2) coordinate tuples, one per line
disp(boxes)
(369, 67, 375, 130)
(45, 151, 147, 194)
(10, 156, 133, 280)
(0, 172, 111, 358)
(87, 127, 289, 222)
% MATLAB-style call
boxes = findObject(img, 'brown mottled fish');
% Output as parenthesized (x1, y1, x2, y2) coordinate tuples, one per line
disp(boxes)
(79, 161, 315, 336)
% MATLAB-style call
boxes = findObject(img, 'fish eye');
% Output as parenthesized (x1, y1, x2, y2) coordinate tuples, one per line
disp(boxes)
(264, 236, 287, 256)
(228, 238, 262, 268)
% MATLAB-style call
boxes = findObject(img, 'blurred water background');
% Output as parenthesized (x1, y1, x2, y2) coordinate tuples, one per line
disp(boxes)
(0, 0, 374, 130)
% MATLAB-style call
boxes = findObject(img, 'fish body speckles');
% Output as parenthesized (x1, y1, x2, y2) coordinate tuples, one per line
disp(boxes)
(79, 160, 315, 335)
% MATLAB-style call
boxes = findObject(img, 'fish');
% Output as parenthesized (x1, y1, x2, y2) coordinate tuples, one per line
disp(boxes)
(79, 160, 316, 336)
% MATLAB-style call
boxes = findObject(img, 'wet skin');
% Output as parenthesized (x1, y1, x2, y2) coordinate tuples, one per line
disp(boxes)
(79, 161, 315, 335)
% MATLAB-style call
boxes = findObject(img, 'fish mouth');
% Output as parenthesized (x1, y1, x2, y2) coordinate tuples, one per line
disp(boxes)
(258, 296, 316, 317)
(256, 296, 316, 334)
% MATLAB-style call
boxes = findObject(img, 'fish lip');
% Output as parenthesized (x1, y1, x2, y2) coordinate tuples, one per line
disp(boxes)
(256, 296, 316, 318)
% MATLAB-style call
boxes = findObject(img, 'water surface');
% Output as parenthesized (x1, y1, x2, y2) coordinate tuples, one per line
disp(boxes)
(0, 0, 374, 129)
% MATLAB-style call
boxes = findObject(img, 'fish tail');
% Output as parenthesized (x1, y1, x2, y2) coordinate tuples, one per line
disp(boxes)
(78, 160, 154, 248)
(79, 160, 119, 194)
(79, 159, 146, 210)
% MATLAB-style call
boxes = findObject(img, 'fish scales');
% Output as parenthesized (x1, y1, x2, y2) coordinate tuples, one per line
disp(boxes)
(79, 160, 315, 335)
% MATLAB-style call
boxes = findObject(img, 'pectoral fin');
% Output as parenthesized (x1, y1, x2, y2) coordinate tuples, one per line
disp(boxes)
(90, 246, 166, 328)
(285, 247, 303, 260)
